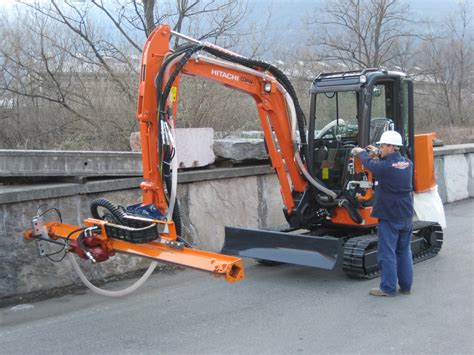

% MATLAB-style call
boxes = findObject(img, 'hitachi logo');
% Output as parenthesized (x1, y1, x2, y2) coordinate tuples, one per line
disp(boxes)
(211, 69, 239, 81)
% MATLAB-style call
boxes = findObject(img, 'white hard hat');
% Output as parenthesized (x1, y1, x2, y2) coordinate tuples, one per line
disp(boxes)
(376, 130, 403, 146)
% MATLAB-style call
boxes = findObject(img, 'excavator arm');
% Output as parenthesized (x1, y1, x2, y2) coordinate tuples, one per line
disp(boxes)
(137, 25, 309, 216)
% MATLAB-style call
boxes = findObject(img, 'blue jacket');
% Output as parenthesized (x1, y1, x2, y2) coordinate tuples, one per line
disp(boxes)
(358, 151, 414, 220)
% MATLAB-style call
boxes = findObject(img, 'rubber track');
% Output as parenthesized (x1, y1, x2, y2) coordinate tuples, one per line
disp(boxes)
(342, 221, 443, 279)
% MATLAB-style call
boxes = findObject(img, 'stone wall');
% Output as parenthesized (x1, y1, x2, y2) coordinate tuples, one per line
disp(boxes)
(0, 167, 285, 299)
(1, 145, 472, 300)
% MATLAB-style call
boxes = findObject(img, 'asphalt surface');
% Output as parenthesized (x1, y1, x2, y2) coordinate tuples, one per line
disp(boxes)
(1, 199, 473, 354)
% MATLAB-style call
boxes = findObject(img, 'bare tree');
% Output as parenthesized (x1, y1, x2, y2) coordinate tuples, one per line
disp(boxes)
(0, 0, 254, 150)
(416, 0, 473, 126)
(307, 0, 417, 69)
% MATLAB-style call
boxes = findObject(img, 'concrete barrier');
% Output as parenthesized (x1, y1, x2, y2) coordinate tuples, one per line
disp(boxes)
(433, 145, 474, 203)
(1, 144, 472, 302)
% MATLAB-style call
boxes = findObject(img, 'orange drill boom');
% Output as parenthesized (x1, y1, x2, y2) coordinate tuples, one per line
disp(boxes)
(25, 217, 244, 283)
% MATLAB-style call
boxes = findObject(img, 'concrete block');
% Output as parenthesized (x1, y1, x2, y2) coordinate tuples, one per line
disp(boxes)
(434, 157, 447, 204)
(257, 174, 287, 228)
(444, 154, 469, 203)
(468, 153, 474, 197)
(214, 131, 264, 140)
(176, 128, 215, 168)
(232, 131, 265, 139)
(214, 138, 268, 161)
(130, 128, 216, 168)
(187, 176, 258, 252)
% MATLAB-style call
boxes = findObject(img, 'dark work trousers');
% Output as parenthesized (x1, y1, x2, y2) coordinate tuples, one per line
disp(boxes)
(377, 218, 414, 294)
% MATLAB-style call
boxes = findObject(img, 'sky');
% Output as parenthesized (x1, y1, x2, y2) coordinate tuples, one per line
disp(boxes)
(0, 0, 463, 16)
(244, 0, 466, 55)
(0, 0, 467, 49)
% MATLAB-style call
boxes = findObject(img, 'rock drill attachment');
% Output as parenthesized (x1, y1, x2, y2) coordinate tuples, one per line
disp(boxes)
(25, 214, 244, 284)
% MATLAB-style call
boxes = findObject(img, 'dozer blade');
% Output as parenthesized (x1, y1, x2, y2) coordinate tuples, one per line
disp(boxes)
(222, 226, 342, 269)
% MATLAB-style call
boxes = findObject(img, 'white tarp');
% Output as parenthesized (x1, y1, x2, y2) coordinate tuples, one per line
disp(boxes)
(414, 185, 447, 228)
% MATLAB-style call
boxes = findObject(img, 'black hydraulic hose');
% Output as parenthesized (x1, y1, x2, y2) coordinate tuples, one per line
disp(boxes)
(340, 199, 363, 224)
(157, 44, 308, 163)
(153, 44, 205, 237)
(201, 46, 308, 152)
(155, 43, 196, 108)
(90, 198, 126, 224)
(156, 43, 321, 222)
(172, 200, 183, 238)
(156, 45, 203, 176)
(76, 231, 87, 251)
(159, 44, 308, 155)
(315, 195, 338, 207)
(159, 45, 204, 113)
(155, 45, 198, 158)
(344, 189, 363, 209)
(162, 156, 183, 237)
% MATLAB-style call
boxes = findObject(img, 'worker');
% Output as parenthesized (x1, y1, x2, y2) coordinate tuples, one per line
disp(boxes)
(351, 130, 414, 297)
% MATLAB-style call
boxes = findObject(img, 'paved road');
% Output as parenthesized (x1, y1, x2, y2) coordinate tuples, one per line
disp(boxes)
(1, 199, 473, 354)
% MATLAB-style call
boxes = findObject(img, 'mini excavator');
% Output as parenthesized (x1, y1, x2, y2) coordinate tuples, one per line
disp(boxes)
(25, 24, 444, 290)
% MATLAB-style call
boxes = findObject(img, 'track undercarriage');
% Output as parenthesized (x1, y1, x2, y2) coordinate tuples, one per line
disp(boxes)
(222, 220, 443, 278)
(342, 220, 443, 278)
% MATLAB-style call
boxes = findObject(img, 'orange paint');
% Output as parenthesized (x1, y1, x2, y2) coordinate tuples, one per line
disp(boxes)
(25, 220, 244, 283)
(331, 206, 378, 227)
(414, 133, 436, 192)
(137, 24, 307, 214)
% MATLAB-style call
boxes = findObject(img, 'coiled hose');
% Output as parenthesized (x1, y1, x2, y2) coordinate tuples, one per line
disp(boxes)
(90, 198, 126, 223)
(71, 198, 158, 297)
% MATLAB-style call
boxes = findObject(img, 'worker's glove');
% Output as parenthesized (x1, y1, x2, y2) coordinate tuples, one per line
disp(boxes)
(351, 147, 364, 155)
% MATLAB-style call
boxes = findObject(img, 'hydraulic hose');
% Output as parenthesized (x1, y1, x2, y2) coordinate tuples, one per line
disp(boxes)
(69, 199, 158, 297)
(201, 46, 308, 151)
(160, 47, 336, 200)
(340, 199, 363, 224)
(158, 54, 184, 232)
(90, 198, 126, 223)
(166, 125, 179, 227)
(155, 43, 196, 105)
(162, 33, 346, 203)
(69, 253, 157, 297)
(195, 46, 341, 200)
(295, 152, 337, 198)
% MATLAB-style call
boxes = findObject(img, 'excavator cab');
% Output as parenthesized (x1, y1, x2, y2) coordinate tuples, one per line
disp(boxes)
(307, 69, 414, 197)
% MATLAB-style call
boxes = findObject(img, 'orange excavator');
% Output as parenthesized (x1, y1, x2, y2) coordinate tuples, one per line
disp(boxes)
(24, 25, 444, 293)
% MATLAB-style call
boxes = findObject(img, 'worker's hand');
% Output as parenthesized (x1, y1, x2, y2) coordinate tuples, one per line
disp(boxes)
(351, 147, 364, 155)
(365, 145, 379, 158)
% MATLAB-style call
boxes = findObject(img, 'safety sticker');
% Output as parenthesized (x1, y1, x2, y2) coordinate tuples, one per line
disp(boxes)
(322, 168, 329, 179)
(170, 86, 177, 102)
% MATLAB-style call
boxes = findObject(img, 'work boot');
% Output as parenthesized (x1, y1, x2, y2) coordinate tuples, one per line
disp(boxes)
(399, 289, 411, 295)
(369, 288, 395, 297)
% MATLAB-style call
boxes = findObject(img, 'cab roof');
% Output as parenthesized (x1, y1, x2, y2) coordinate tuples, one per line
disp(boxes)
(310, 68, 408, 93)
